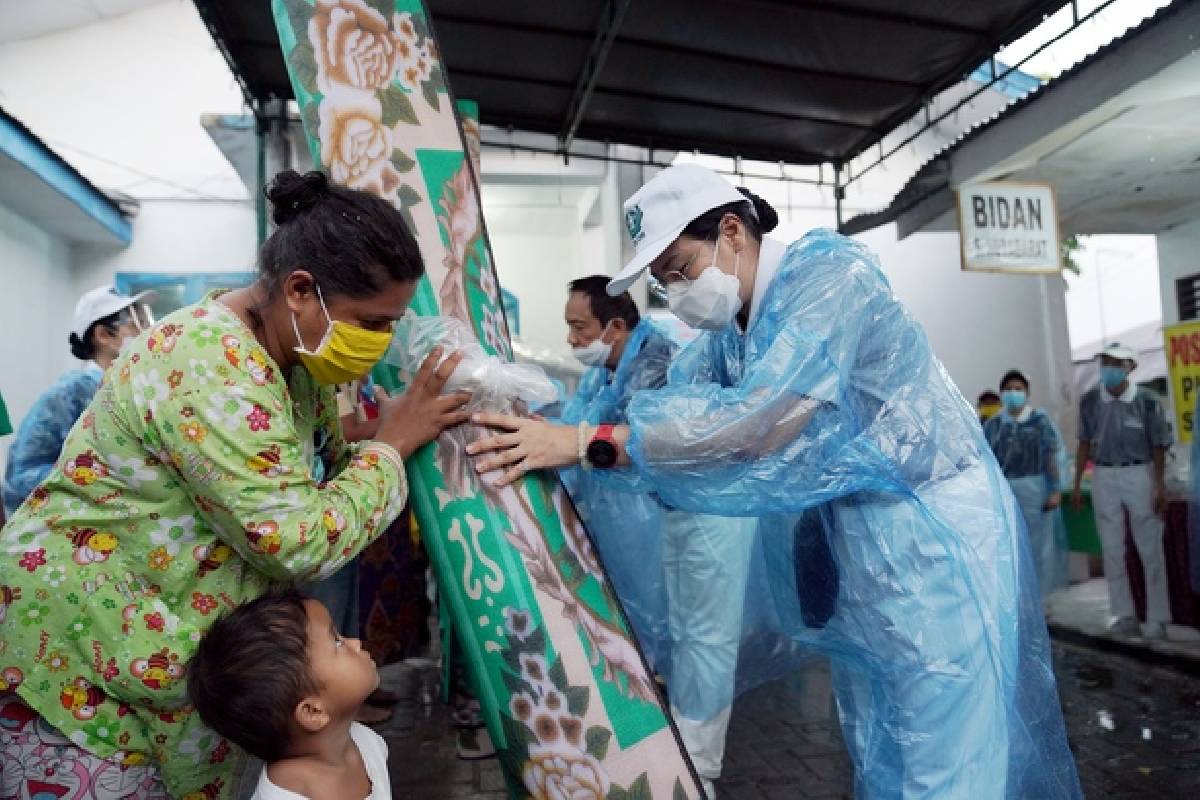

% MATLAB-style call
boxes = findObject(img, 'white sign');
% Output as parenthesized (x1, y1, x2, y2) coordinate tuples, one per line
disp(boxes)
(956, 181, 1060, 274)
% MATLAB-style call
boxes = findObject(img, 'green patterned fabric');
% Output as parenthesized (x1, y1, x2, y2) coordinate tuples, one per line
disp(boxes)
(0, 390, 12, 437)
(273, 1, 704, 796)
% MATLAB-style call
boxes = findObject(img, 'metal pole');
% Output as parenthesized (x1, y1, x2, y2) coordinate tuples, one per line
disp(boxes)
(255, 104, 266, 246)
(479, 139, 827, 187)
(834, 163, 845, 230)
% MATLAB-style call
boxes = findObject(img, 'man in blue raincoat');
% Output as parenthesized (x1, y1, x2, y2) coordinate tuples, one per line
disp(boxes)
(984, 369, 1069, 599)
(471, 165, 1081, 799)
(559, 276, 754, 796)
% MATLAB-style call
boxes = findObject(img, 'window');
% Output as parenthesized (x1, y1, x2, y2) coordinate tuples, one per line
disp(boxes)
(115, 272, 257, 319)
(1176, 273, 1200, 321)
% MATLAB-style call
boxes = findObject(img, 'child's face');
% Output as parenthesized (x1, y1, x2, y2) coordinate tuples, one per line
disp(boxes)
(304, 598, 380, 718)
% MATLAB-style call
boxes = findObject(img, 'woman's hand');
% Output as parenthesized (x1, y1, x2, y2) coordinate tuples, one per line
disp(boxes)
(466, 413, 579, 486)
(1043, 491, 1062, 512)
(375, 347, 471, 459)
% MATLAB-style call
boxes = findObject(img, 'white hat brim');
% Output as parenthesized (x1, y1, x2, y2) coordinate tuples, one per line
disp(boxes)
(72, 289, 160, 339)
(606, 221, 687, 297)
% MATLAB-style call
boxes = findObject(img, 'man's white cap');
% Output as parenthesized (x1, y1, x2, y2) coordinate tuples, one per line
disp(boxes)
(607, 164, 745, 297)
(71, 285, 155, 340)
(1099, 342, 1138, 364)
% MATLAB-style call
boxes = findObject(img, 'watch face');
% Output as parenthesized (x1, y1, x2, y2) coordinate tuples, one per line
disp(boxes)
(586, 439, 618, 468)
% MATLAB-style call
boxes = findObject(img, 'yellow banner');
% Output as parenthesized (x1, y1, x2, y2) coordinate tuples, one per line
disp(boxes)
(1163, 320, 1200, 444)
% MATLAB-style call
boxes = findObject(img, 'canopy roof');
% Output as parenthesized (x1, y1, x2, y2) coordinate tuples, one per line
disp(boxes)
(0, 106, 131, 245)
(842, 0, 1200, 236)
(193, 0, 1069, 165)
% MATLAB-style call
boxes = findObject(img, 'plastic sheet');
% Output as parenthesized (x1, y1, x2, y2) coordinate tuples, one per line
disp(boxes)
(559, 319, 794, 789)
(385, 311, 557, 412)
(984, 409, 1070, 598)
(622, 229, 1082, 799)
(557, 320, 678, 673)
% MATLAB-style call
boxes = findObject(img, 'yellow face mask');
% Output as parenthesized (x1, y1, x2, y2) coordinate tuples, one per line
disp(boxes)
(979, 403, 1002, 422)
(292, 286, 393, 385)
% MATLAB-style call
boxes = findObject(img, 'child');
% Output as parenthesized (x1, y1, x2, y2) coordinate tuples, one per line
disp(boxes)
(188, 590, 392, 799)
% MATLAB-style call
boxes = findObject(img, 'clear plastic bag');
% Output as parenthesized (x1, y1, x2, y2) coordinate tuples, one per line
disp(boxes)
(385, 311, 557, 413)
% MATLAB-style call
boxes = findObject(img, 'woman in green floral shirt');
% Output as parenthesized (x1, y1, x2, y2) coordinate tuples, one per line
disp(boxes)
(0, 171, 469, 799)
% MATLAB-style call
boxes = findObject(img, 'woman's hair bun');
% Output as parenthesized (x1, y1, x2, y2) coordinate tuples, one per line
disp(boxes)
(736, 187, 780, 234)
(267, 170, 331, 225)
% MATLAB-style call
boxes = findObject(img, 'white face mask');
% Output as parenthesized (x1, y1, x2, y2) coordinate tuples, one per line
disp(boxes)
(667, 239, 742, 331)
(572, 323, 613, 368)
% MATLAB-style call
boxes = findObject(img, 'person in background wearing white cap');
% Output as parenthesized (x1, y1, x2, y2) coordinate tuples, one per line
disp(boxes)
(468, 164, 1081, 799)
(2, 285, 152, 515)
(1071, 343, 1173, 639)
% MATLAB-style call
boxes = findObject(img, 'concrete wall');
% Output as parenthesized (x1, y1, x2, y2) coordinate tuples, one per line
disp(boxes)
(0, 196, 256, 469)
(0, 204, 76, 462)
(484, 205, 586, 356)
(1156, 217, 1200, 328)
(856, 224, 1076, 439)
(1155, 218, 1200, 437)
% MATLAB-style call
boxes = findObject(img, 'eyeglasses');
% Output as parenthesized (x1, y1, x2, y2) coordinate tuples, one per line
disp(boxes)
(647, 243, 706, 301)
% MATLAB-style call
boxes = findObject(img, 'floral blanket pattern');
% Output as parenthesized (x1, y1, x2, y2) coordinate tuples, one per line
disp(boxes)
(274, 1, 705, 797)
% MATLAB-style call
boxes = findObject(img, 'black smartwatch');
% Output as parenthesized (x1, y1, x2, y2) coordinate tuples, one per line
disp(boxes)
(585, 424, 618, 469)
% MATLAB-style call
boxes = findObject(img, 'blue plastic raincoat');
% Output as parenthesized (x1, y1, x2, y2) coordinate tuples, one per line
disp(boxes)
(620, 230, 1081, 799)
(561, 320, 766, 786)
(3, 364, 102, 514)
(560, 319, 679, 669)
(984, 408, 1070, 599)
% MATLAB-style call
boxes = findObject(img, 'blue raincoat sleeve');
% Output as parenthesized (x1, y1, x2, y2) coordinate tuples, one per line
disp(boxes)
(625, 234, 973, 517)
(3, 368, 101, 514)
(623, 230, 1081, 799)
(984, 410, 1070, 598)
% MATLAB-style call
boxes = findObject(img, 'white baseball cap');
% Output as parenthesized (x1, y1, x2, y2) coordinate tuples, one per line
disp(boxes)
(607, 164, 745, 297)
(1099, 342, 1137, 364)
(71, 285, 156, 340)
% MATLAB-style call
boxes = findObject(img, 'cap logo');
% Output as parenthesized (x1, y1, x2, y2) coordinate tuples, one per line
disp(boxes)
(625, 205, 645, 245)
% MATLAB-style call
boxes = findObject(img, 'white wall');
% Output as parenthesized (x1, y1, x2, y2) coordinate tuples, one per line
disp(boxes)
(1156, 217, 1200, 328)
(1155, 218, 1200, 438)
(0, 204, 76, 462)
(855, 224, 1076, 438)
(71, 199, 257, 295)
(0, 195, 256, 469)
(484, 205, 585, 358)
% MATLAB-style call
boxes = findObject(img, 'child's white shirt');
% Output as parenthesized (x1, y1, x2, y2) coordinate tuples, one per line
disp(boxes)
(250, 723, 391, 800)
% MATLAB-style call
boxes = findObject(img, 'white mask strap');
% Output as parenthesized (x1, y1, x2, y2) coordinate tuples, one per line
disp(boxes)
(315, 284, 332, 323)
(292, 284, 333, 354)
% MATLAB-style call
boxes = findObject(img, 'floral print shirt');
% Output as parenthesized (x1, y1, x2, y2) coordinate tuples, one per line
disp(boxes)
(0, 293, 407, 798)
